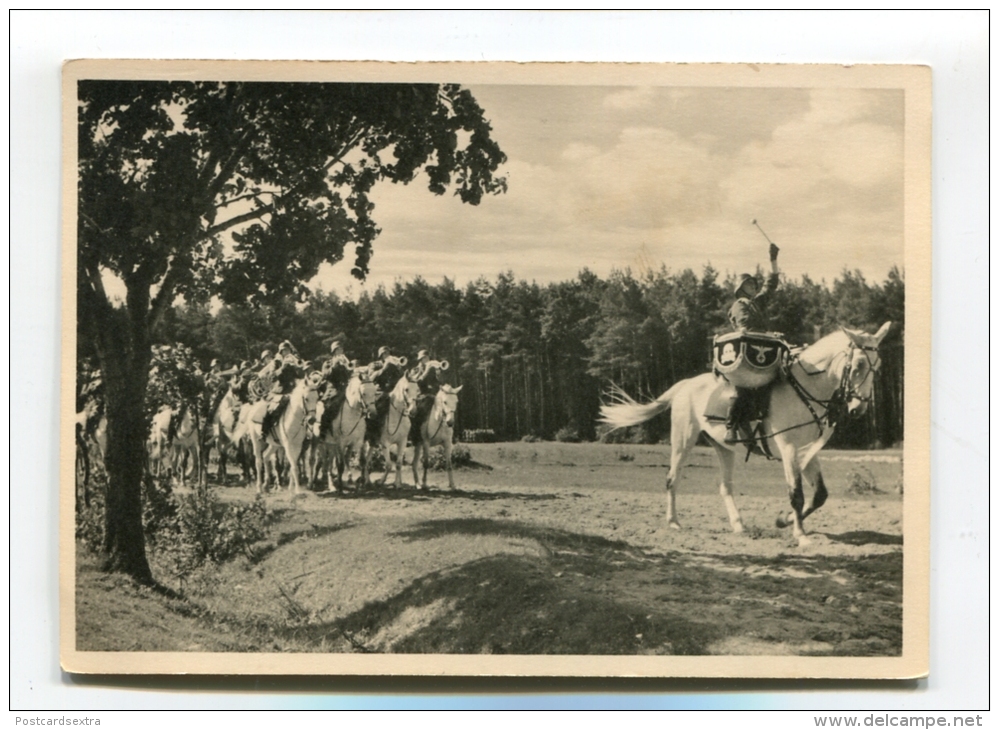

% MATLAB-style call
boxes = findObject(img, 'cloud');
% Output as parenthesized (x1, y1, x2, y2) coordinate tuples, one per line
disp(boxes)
(312, 87, 904, 298)
(603, 86, 656, 110)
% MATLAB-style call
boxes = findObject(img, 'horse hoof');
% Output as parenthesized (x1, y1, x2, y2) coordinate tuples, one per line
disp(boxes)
(731, 521, 745, 534)
(797, 534, 812, 548)
(775, 512, 791, 529)
(667, 521, 681, 531)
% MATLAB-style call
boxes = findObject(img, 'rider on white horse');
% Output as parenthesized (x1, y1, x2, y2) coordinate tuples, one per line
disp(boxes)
(409, 350, 442, 443)
(261, 341, 305, 436)
(317, 340, 353, 437)
(365, 346, 405, 442)
(725, 242, 781, 444)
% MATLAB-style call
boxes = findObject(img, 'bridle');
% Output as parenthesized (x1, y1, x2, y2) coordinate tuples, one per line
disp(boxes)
(387, 379, 417, 437)
(783, 341, 881, 438)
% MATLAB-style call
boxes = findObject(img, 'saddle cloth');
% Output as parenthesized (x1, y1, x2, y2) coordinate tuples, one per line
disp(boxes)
(703, 379, 772, 424)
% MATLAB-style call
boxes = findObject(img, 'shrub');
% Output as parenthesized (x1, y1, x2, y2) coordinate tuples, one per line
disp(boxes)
(520, 433, 542, 443)
(172, 487, 271, 568)
(75, 473, 107, 554)
(424, 443, 473, 470)
(846, 467, 882, 495)
(554, 426, 581, 443)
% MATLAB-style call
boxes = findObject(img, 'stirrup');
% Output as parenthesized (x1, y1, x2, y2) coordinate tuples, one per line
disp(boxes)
(724, 426, 739, 444)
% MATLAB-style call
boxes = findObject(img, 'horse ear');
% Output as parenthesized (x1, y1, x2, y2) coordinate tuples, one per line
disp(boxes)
(873, 321, 892, 344)
(842, 328, 863, 347)
(454, 385, 463, 393)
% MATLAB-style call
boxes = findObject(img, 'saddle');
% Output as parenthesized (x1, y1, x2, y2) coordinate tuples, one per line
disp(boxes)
(261, 394, 290, 436)
(409, 394, 435, 445)
(318, 391, 347, 438)
(704, 379, 777, 460)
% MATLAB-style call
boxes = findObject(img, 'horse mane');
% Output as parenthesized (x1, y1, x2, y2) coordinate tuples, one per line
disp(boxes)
(390, 374, 413, 398)
(344, 376, 362, 407)
(797, 330, 852, 372)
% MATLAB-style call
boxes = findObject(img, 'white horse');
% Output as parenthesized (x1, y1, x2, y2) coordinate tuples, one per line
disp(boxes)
(412, 384, 463, 490)
(375, 374, 422, 488)
(599, 324, 891, 546)
(206, 386, 250, 485)
(321, 375, 381, 492)
(148, 405, 201, 487)
(232, 375, 321, 495)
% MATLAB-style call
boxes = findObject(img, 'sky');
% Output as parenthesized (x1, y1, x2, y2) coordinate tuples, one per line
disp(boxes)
(314, 84, 905, 298)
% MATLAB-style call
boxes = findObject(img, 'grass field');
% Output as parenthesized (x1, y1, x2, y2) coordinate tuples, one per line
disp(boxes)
(76, 442, 904, 656)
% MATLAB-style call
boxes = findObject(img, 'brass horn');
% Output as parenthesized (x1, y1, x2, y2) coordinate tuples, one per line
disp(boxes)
(431, 359, 449, 371)
(388, 355, 408, 367)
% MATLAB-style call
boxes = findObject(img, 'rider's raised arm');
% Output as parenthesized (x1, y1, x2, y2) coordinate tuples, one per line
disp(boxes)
(756, 243, 781, 303)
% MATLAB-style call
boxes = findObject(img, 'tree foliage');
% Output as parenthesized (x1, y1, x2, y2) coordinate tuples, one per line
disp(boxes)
(152, 266, 905, 449)
(77, 80, 508, 581)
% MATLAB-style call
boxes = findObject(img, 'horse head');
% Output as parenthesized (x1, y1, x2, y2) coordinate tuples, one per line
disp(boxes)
(436, 384, 463, 428)
(840, 322, 891, 417)
(359, 380, 382, 415)
(392, 375, 422, 417)
(300, 371, 323, 426)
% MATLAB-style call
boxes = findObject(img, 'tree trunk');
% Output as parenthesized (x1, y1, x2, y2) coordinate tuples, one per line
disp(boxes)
(101, 365, 154, 583)
(81, 271, 155, 584)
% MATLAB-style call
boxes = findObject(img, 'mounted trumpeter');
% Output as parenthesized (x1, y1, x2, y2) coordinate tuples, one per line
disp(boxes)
(718, 227, 784, 446)
(364, 346, 408, 448)
(408, 349, 449, 440)
(600, 221, 894, 545)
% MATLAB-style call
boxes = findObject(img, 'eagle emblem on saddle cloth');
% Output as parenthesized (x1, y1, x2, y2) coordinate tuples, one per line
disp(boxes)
(749, 344, 776, 366)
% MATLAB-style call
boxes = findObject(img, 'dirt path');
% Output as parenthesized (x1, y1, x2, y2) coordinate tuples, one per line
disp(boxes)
(77, 445, 903, 655)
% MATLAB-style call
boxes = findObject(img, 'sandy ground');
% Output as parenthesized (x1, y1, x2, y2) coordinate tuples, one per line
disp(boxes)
(77, 444, 904, 656)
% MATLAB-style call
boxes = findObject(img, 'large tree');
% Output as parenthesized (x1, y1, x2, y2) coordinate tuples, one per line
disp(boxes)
(77, 80, 507, 581)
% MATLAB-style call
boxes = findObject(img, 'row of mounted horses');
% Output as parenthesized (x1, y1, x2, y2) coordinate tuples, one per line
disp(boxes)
(77, 322, 892, 547)
(78, 369, 464, 498)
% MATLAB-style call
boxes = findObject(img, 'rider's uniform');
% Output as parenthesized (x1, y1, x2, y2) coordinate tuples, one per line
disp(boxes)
(408, 359, 441, 442)
(725, 271, 780, 443)
(366, 355, 403, 439)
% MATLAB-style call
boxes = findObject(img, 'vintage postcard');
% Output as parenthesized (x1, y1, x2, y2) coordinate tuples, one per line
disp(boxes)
(61, 60, 930, 678)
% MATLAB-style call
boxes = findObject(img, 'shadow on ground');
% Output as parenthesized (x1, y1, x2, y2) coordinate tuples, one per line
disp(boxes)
(314, 485, 559, 503)
(269, 518, 902, 656)
(823, 531, 903, 546)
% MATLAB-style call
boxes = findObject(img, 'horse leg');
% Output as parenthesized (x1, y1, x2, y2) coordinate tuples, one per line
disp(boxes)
(800, 457, 829, 523)
(710, 441, 744, 533)
(393, 440, 404, 488)
(411, 442, 422, 489)
(444, 439, 455, 490)
(664, 413, 697, 530)
(775, 442, 809, 546)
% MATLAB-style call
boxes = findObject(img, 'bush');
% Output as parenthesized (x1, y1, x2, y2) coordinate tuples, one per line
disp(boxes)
(75, 474, 107, 554)
(846, 467, 882, 495)
(425, 443, 473, 470)
(76, 471, 273, 580)
(554, 426, 581, 443)
(520, 433, 542, 443)
(597, 423, 660, 444)
(164, 487, 272, 574)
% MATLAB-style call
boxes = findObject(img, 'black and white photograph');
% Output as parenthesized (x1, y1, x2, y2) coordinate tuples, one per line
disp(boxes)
(62, 60, 930, 677)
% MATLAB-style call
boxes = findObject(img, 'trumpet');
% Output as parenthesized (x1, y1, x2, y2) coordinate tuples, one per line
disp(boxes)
(429, 359, 449, 371)
(386, 355, 408, 367)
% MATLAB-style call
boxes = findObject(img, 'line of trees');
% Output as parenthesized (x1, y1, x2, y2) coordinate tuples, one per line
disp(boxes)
(112, 264, 904, 449)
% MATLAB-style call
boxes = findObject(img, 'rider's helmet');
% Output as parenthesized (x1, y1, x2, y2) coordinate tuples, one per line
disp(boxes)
(735, 273, 759, 299)
(377, 345, 391, 360)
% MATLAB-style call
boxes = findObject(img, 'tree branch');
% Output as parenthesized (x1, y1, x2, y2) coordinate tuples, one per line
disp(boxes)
(217, 190, 277, 209)
(147, 256, 180, 330)
(201, 204, 274, 240)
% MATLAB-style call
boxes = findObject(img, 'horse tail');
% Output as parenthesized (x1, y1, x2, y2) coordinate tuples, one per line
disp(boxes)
(599, 381, 683, 430)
